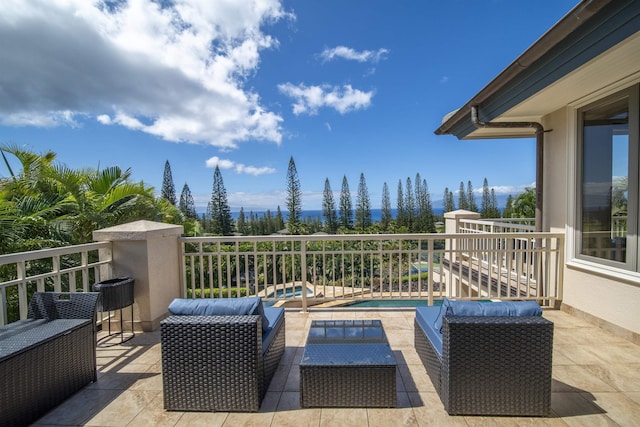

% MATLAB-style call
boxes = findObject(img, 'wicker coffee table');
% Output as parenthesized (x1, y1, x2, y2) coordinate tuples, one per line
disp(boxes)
(300, 319, 396, 408)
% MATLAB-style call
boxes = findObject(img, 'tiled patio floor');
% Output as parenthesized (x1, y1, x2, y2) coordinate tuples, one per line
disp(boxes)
(33, 308, 640, 426)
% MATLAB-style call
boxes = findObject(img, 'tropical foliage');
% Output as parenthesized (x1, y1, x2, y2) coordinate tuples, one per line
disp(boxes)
(0, 144, 175, 254)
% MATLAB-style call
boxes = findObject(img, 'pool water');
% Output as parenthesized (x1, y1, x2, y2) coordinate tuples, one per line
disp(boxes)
(267, 285, 314, 299)
(345, 299, 491, 307)
(345, 300, 439, 308)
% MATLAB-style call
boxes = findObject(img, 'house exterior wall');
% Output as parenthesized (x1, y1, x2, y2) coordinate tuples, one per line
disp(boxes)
(543, 104, 640, 338)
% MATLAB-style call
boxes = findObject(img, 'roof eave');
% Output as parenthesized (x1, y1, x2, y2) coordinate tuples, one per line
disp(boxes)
(435, 0, 612, 139)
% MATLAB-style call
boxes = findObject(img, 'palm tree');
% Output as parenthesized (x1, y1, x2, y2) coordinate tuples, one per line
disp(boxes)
(1, 145, 163, 249)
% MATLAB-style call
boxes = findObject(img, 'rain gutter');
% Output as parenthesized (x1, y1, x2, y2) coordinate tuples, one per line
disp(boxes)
(435, 0, 610, 137)
(471, 106, 545, 232)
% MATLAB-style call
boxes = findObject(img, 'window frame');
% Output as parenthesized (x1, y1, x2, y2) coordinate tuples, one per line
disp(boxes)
(575, 85, 639, 273)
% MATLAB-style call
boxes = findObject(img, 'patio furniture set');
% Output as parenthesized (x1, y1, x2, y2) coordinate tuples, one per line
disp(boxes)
(159, 295, 554, 416)
(0, 291, 554, 425)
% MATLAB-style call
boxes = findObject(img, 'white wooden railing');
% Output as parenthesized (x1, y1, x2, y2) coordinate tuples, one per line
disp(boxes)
(459, 218, 535, 233)
(0, 223, 564, 325)
(180, 232, 564, 311)
(0, 243, 113, 326)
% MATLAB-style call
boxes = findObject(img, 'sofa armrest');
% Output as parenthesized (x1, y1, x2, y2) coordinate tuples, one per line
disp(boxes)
(441, 315, 553, 416)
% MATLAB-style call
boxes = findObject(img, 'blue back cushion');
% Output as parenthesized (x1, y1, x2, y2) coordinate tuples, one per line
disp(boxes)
(168, 296, 270, 331)
(433, 297, 542, 332)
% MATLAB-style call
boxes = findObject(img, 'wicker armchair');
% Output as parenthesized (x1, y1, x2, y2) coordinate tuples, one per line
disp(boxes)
(161, 306, 285, 412)
(415, 304, 553, 416)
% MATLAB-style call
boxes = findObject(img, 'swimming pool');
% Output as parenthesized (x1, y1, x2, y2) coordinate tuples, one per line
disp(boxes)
(266, 285, 314, 299)
(344, 299, 440, 308)
(344, 299, 491, 307)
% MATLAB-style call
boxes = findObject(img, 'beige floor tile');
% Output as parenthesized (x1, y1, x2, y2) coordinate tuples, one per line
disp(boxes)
(284, 364, 300, 391)
(583, 363, 640, 392)
(368, 406, 419, 426)
(260, 390, 282, 412)
(84, 390, 160, 426)
(551, 392, 614, 426)
(319, 407, 368, 427)
(272, 408, 322, 426)
(587, 342, 640, 365)
(398, 364, 434, 393)
(554, 345, 607, 365)
(589, 391, 640, 427)
(552, 365, 617, 393)
(129, 364, 164, 391)
(127, 392, 183, 426)
(222, 412, 275, 426)
(175, 411, 228, 427)
(34, 389, 122, 426)
(407, 392, 467, 427)
(627, 392, 640, 406)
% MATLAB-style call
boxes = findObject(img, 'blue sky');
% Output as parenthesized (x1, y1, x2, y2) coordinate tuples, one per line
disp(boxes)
(0, 0, 578, 211)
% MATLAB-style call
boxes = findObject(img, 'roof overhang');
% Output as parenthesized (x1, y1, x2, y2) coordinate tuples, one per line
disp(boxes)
(435, 0, 640, 140)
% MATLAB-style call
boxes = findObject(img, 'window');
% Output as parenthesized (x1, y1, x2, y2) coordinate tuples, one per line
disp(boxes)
(577, 86, 638, 271)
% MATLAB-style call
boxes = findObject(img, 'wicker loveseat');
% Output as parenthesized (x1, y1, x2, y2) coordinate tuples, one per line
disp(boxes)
(161, 296, 285, 412)
(414, 298, 553, 416)
(0, 292, 100, 426)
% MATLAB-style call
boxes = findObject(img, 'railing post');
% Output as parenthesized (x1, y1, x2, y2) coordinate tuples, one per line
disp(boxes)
(301, 239, 308, 313)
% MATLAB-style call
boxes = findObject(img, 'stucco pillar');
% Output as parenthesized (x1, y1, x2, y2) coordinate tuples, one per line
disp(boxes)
(444, 209, 481, 234)
(93, 220, 184, 332)
(443, 210, 480, 298)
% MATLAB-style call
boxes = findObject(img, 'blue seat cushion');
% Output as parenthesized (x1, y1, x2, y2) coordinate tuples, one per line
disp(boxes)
(433, 297, 542, 332)
(415, 306, 443, 356)
(168, 296, 270, 331)
(261, 307, 284, 354)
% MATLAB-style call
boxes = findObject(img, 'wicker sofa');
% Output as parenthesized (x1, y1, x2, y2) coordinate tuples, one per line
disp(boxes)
(414, 298, 553, 416)
(0, 292, 100, 426)
(161, 297, 285, 412)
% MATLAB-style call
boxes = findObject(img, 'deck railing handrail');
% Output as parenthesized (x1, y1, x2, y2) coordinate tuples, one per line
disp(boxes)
(459, 218, 536, 233)
(179, 231, 564, 311)
(0, 242, 112, 326)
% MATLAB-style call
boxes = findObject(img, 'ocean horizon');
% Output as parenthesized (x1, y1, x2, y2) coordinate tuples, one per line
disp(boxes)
(222, 208, 446, 222)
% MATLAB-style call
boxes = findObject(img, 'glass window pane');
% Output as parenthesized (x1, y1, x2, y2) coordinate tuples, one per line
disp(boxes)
(581, 98, 629, 262)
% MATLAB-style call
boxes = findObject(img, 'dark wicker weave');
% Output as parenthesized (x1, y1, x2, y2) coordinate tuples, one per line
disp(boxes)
(415, 315, 553, 416)
(300, 320, 397, 408)
(0, 292, 100, 427)
(161, 313, 285, 412)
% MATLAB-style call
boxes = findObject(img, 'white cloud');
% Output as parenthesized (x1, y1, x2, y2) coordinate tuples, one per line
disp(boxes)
(278, 83, 373, 115)
(320, 46, 389, 63)
(440, 76, 449, 84)
(205, 156, 276, 176)
(0, 0, 290, 149)
(489, 183, 536, 195)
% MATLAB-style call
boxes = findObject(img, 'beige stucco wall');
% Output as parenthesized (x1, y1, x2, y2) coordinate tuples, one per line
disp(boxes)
(93, 220, 184, 332)
(542, 106, 640, 338)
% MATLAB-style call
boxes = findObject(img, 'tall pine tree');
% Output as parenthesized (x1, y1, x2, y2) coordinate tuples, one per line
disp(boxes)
(236, 207, 248, 235)
(396, 179, 405, 228)
(404, 177, 415, 230)
(381, 182, 392, 231)
(467, 180, 478, 212)
(322, 178, 338, 234)
(339, 175, 353, 229)
(481, 178, 500, 218)
(179, 183, 196, 218)
(443, 187, 456, 212)
(161, 160, 176, 205)
(210, 165, 234, 235)
(355, 173, 372, 232)
(458, 181, 468, 210)
(286, 156, 303, 234)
